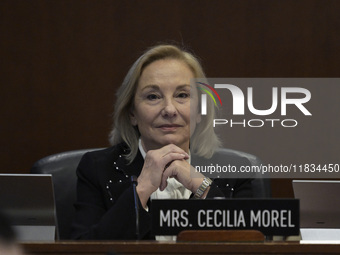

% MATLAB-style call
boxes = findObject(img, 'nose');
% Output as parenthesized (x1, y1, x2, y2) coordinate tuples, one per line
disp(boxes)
(161, 98, 177, 118)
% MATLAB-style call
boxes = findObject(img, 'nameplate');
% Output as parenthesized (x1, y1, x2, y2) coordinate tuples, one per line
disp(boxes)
(151, 199, 299, 236)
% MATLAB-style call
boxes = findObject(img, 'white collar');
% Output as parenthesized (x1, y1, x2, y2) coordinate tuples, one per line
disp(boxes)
(138, 139, 147, 159)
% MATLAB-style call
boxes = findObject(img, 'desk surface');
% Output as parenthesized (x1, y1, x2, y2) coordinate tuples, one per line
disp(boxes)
(22, 241, 340, 255)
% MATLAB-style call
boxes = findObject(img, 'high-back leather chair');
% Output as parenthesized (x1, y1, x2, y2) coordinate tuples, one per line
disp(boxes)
(30, 148, 271, 240)
(30, 148, 102, 240)
(217, 148, 271, 198)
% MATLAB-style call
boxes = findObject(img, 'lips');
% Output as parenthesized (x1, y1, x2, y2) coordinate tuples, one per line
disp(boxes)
(158, 124, 182, 131)
(158, 124, 181, 128)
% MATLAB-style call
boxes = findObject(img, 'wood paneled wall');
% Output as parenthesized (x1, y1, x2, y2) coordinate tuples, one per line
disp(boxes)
(1, 0, 340, 197)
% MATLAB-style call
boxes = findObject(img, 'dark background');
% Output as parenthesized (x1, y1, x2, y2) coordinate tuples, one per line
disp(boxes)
(1, 0, 339, 198)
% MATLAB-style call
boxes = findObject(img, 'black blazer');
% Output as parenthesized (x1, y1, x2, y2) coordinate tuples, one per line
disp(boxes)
(71, 143, 253, 240)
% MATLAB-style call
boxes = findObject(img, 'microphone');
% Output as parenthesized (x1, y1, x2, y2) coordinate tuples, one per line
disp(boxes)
(131, 175, 140, 240)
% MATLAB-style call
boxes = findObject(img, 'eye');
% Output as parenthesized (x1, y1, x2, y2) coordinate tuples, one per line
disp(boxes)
(146, 94, 160, 100)
(177, 92, 190, 98)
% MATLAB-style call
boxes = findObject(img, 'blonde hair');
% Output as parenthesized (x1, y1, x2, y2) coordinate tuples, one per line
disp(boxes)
(109, 44, 221, 163)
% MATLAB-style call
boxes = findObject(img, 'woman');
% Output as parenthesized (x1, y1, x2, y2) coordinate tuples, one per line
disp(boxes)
(71, 44, 253, 240)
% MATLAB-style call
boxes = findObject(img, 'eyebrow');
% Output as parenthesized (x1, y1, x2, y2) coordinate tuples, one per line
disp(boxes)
(141, 84, 191, 91)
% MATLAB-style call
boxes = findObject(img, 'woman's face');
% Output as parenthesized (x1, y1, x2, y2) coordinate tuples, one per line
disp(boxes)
(131, 59, 201, 152)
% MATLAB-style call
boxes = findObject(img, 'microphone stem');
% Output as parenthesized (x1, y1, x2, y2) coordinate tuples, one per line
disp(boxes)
(131, 176, 140, 240)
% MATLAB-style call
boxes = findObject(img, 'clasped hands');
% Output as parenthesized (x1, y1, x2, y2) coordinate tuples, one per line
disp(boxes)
(136, 144, 206, 208)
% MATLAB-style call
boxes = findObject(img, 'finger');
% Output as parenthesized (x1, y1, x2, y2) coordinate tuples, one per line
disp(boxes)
(160, 167, 175, 191)
(164, 160, 173, 170)
(160, 144, 189, 158)
(159, 178, 168, 191)
(161, 152, 187, 168)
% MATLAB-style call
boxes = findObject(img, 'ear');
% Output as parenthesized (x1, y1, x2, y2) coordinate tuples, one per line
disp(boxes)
(130, 110, 138, 126)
